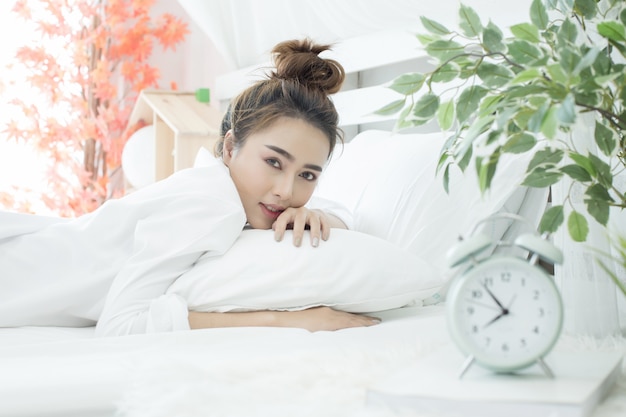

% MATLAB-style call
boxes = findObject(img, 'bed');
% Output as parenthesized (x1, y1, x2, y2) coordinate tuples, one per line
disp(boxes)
(1, 28, 625, 417)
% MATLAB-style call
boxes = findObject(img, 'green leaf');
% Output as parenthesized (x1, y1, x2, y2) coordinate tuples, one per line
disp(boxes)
(574, 47, 601, 75)
(528, 103, 548, 133)
(597, 21, 626, 43)
(476, 62, 514, 88)
(559, 47, 580, 75)
(412, 93, 440, 119)
(511, 23, 541, 43)
(420, 16, 451, 35)
(539, 205, 564, 234)
(459, 4, 483, 37)
(557, 18, 578, 46)
(478, 151, 499, 193)
(388, 73, 425, 95)
(483, 21, 505, 53)
(417, 34, 439, 45)
(556, 93, 576, 125)
(457, 144, 473, 172)
(456, 85, 488, 123)
(595, 72, 621, 87)
(567, 211, 588, 242)
(511, 68, 542, 84)
(528, 148, 564, 170)
(541, 106, 559, 139)
(546, 63, 568, 84)
(431, 62, 460, 83)
(442, 164, 450, 194)
(508, 40, 545, 65)
(522, 166, 563, 187)
(588, 154, 613, 188)
(560, 164, 592, 182)
(594, 121, 617, 156)
(503, 132, 536, 153)
(425, 40, 466, 61)
(374, 99, 405, 116)
(530, 0, 549, 30)
(478, 95, 502, 117)
(574, 0, 596, 19)
(437, 100, 455, 131)
(585, 192, 610, 226)
(569, 153, 597, 177)
(585, 183, 614, 202)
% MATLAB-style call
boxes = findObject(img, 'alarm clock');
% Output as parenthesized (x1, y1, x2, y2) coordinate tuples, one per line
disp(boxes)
(445, 213, 564, 378)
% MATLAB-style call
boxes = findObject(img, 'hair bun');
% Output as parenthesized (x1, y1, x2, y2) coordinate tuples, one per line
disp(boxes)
(271, 39, 345, 95)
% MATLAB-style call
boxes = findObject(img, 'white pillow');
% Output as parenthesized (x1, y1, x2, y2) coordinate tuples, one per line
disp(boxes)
(167, 228, 442, 313)
(315, 130, 541, 275)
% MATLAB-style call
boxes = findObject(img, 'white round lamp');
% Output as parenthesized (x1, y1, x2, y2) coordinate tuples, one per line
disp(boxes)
(122, 125, 155, 189)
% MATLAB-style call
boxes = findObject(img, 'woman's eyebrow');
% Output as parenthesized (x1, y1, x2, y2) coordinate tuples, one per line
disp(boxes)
(265, 145, 323, 172)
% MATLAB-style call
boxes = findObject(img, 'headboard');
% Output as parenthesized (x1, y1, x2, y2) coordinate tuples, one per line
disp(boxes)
(214, 29, 434, 142)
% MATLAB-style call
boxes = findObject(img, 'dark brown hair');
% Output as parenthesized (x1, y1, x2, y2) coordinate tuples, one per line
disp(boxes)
(214, 38, 345, 158)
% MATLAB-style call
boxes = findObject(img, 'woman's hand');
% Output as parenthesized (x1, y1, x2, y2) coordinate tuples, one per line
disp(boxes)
(189, 306, 381, 332)
(272, 207, 346, 246)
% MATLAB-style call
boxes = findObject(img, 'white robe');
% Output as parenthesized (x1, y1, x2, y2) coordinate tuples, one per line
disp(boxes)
(1, 159, 246, 336)
(0, 158, 352, 336)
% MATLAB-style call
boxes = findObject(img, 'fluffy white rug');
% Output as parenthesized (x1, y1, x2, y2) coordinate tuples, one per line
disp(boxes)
(118, 331, 626, 417)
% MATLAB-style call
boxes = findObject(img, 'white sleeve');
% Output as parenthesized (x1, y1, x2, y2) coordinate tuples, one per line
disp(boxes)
(95, 169, 246, 337)
(306, 195, 354, 230)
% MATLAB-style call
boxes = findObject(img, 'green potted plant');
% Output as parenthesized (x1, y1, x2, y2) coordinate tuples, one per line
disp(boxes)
(378, 0, 625, 246)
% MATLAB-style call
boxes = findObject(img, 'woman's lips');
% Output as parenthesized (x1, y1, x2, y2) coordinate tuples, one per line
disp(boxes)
(260, 203, 284, 221)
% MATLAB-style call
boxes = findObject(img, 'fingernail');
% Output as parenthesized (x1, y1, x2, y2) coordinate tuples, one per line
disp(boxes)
(312, 237, 319, 247)
(371, 318, 381, 325)
(295, 237, 302, 247)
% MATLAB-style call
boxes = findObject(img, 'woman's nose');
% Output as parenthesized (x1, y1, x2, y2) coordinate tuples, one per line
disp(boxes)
(273, 175, 294, 201)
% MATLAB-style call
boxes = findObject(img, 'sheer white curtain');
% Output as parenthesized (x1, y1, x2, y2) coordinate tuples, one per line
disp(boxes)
(175, 0, 533, 70)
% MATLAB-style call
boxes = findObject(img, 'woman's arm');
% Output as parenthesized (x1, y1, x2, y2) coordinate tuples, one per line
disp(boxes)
(188, 306, 380, 332)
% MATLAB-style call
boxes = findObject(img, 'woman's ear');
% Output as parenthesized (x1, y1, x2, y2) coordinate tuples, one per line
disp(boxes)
(222, 130, 235, 165)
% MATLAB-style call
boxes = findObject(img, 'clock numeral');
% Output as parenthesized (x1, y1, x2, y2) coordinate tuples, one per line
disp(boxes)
(483, 277, 494, 287)
(533, 290, 540, 300)
(533, 326, 540, 334)
(471, 289, 483, 299)
(501, 343, 509, 352)
(472, 325, 479, 334)
(500, 272, 511, 283)
(539, 307, 545, 317)
(466, 306, 475, 315)
(520, 338, 527, 347)
(521, 277, 526, 287)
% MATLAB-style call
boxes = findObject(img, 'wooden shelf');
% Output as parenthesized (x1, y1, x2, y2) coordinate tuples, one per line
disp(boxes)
(127, 89, 223, 181)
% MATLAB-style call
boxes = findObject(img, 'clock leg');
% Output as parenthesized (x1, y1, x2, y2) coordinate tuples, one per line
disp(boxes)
(536, 357, 555, 378)
(458, 355, 475, 379)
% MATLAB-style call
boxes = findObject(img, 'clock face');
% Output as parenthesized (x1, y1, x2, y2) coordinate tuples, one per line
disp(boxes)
(447, 256, 563, 372)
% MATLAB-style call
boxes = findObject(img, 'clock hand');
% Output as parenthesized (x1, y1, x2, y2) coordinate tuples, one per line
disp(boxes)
(481, 282, 507, 312)
(483, 308, 509, 328)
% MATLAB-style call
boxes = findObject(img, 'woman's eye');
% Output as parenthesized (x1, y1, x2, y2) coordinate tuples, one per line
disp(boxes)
(300, 171, 317, 181)
(266, 158, 280, 168)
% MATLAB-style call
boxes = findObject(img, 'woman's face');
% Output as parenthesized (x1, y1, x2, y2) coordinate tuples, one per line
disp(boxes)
(223, 117, 330, 229)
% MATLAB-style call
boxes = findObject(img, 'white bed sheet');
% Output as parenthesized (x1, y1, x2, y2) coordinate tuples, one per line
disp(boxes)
(1, 306, 625, 417)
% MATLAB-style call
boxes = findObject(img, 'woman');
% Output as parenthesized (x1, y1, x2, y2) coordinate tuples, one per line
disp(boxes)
(0, 39, 380, 336)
